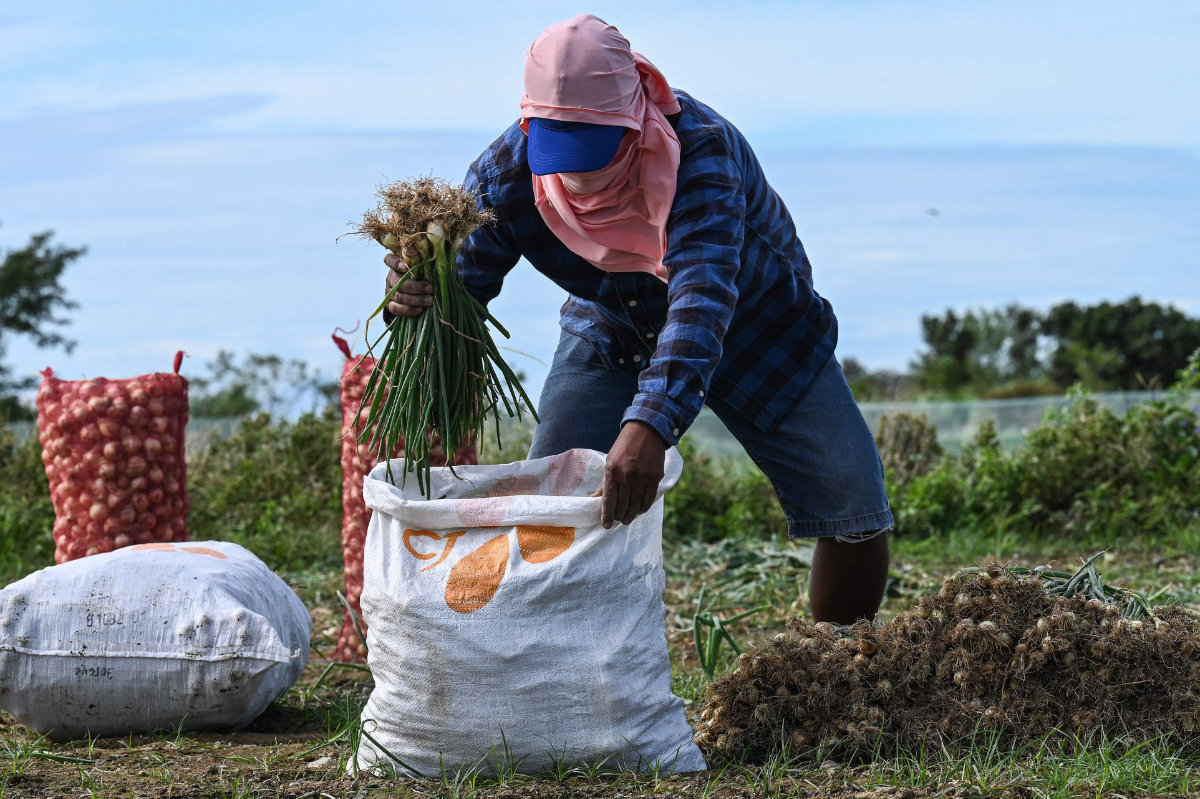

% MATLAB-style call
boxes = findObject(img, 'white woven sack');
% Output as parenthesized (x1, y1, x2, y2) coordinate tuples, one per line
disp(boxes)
(353, 447, 705, 777)
(0, 540, 310, 740)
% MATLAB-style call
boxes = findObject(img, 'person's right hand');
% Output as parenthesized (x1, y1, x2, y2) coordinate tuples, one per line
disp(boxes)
(384, 252, 434, 317)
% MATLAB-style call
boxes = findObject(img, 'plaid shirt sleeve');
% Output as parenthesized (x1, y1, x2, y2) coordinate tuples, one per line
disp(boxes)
(622, 133, 745, 446)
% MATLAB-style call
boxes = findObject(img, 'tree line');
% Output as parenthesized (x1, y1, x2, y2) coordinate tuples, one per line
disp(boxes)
(846, 298, 1200, 401)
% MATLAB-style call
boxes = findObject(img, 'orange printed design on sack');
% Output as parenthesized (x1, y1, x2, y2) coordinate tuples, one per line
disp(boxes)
(517, 525, 575, 563)
(403, 529, 466, 572)
(404, 525, 576, 614)
(129, 543, 227, 559)
(444, 533, 510, 614)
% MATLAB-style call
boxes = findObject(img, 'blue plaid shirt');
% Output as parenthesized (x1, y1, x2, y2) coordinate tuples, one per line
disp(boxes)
(458, 90, 838, 446)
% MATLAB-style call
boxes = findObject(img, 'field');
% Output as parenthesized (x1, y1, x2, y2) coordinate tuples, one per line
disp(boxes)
(1, 373, 1199, 798)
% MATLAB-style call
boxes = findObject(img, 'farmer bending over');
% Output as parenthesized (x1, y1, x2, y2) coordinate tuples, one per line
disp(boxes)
(384, 14, 893, 624)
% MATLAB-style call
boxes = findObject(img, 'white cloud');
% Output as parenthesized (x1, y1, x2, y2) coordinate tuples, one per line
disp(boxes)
(3, 1, 1198, 146)
(0, 17, 90, 67)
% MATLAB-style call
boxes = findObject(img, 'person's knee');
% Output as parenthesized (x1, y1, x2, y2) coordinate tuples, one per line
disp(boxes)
(812, 528, 890, 569)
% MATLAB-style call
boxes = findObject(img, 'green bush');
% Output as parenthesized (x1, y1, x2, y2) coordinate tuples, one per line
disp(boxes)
(0, 411, 345, 587)
(892, 350, 1200, 540)
(186, 410, 343, 572)
(664, 438, 787, 542)
(475, 414, 536, 465)
(875, 411, 943, 485)
(0, 427, 54, 585)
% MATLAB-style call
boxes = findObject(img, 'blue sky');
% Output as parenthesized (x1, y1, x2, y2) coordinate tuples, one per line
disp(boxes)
(2, 1, 1198, 406)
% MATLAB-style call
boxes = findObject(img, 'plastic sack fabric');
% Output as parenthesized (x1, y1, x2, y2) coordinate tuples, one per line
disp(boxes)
(0, 540, 310, 741)
(332, 332, 476, 663)
(35, 353, 190, 564)
(351, 447, 705, 777)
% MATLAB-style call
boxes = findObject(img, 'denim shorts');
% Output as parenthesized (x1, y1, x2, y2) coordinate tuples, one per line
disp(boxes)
(527, 330, 894, 539)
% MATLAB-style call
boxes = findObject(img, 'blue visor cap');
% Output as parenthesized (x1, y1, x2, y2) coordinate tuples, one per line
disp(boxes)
(527, 118, 626, 175)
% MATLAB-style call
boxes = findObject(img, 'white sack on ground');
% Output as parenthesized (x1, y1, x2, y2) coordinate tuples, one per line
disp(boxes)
(353, 447, 706, 777)
(0, 540, 310, 740)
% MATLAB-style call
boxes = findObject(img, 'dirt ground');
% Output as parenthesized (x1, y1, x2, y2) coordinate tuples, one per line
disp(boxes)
(5, 555, 1200, 798)
(8, 736, 1172, 799)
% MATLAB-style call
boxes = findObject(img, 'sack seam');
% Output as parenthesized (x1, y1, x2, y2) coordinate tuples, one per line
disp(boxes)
(0, 645, 294, 664)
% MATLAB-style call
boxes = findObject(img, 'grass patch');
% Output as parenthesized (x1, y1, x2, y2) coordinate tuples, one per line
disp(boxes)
(2, 536, 1200, 797)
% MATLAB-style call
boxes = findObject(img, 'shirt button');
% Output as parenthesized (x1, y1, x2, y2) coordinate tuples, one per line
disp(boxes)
(673, 427, 681, 436)
(698, 390, 705, 398)
(645, 331, 655, 339)
(628, 300, 638, 307)
(632, 354, 642, 363)
(618, 358, 625, 365)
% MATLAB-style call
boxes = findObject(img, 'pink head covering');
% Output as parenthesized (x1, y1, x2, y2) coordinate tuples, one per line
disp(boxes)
(521, 14, 681, 282)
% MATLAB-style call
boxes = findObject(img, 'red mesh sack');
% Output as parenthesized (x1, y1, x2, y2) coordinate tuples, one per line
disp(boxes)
(35, 352, 189, 564)
(332, 331, 477, 662)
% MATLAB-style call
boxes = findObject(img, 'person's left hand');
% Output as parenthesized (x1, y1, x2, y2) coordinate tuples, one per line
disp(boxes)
(593, 421, 668, 529)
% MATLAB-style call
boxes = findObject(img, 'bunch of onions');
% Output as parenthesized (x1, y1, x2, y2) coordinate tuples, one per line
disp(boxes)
(349, 177, 537, 496)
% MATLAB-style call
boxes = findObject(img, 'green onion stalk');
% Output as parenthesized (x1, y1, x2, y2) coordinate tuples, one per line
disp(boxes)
(350, 178, 538, 496)
(959, 551, 1164, 620)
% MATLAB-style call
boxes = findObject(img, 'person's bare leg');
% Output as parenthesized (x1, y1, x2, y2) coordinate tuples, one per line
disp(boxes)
(808, 532, 890, 624)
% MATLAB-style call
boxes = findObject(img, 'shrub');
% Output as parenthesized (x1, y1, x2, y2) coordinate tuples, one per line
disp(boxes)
(892, 349, 1200, 539)
(875, 411, 943, 486)
(0, 427, 54, 585)
(186, 410, 343, 572)
(664, 438, 786, 543)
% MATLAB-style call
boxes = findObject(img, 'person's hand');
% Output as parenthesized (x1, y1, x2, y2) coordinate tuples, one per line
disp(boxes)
(383, 252, 434, 318)
(592, 421, 668, 529)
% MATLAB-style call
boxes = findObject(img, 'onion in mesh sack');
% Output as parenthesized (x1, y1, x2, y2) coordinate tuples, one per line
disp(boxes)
(36, 353, 189, 563)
